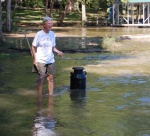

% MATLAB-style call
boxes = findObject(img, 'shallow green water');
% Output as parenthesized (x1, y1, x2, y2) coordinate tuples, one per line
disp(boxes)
(0, 50, 150, 136)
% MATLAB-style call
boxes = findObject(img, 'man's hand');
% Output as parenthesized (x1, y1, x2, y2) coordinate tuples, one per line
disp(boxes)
(57, 51, 64, 58)
(53, 47, 64, 58)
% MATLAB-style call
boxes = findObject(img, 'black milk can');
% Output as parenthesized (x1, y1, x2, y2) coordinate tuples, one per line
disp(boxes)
(70, 67, 87, 90)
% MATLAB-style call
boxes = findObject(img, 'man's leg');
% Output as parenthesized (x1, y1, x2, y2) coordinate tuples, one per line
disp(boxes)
(37, 75, 44, 96)
(47, 63, 55, 96)
(37, 63, 46, 95)
(47, 74, 54, 95)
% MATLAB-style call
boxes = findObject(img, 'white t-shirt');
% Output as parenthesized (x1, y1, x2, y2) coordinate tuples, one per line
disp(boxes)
(32, 30, 56, 64)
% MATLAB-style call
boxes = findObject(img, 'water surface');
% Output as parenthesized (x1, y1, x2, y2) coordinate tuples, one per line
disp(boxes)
(0, 50, 150, 136)
(1, 27, 150, 136)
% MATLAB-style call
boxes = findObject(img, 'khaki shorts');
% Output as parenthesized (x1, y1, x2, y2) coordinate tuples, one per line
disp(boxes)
(32, 62, 55, 77)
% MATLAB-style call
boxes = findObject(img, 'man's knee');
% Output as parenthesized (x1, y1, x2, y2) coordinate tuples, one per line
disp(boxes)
(47, 75, 53, 83)
(38, 75, 44, 84)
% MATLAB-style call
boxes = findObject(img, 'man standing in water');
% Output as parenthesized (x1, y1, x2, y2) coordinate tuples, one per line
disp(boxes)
(32, 16, 64, 96)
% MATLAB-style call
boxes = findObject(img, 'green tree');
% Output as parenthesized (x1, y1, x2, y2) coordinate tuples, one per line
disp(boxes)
(46, 0, 49, 16)
(49, 0, 54, 18)
(0, 0, 2, 44)
(58, 0, 71, 25)
(22, 0, 44, 8)
(87, 0, 99, 10)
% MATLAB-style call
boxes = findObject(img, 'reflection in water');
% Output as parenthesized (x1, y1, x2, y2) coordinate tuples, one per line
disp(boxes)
(33, 95, 56, 136)
(70, 89, 86, 102)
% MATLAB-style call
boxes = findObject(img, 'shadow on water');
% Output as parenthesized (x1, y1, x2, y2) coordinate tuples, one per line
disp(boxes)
(3, 36, 103, 53)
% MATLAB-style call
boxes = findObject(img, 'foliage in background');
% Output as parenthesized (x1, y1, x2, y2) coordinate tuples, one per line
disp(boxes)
(22, 0, 45, 8)
(86, 0, 99, 11)
(107, 0, 113, 6)
(0, 0, 115, 34)
(0, 0, 2, 43)
(121, 0, 128, 3)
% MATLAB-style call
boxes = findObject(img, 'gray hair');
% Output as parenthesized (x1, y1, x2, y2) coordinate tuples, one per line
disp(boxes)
(43, 16, 53, 24)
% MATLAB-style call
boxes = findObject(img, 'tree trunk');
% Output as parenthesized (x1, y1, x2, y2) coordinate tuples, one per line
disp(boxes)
(45, 0, 48, 16)
(14, 0, 18, 9)
(75, 1, 81, 12)
(49, 0, 54, 18)
(0, 0, 2, 44)
(58, 1, 70, 26)
(82, 0, 86, 26)
(6, 0, 12, 32)
(71, 0, 75, 11)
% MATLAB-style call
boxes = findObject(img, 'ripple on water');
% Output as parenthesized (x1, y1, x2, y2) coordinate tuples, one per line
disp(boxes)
(98, 77, 130, 85)
(90, 88, 103, 92)
(98, 76, 147, 86)
(84, 54, 128, 61)
(137, 97, 150, 103)
(54, 86, 70, 96)
(131, 79, 147, 84)
(98, 100, 105, 103)
(123, 92, 135, 98)
(113, 104, 128, 110)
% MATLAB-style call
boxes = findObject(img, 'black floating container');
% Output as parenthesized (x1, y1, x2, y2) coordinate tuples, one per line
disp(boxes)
(70, 67, 87, 90)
